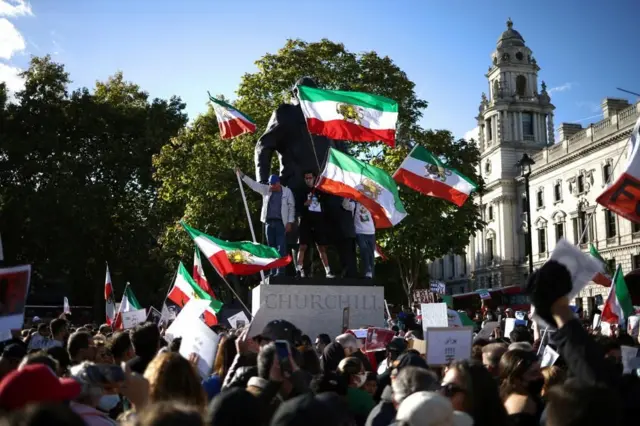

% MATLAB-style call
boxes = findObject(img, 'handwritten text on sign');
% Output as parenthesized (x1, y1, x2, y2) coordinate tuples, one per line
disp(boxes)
(425, 327, 473, 366)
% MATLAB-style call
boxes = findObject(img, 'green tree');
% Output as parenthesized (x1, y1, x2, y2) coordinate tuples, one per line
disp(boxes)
(0, 56, 187, 314)
(375, 130, 485, 304)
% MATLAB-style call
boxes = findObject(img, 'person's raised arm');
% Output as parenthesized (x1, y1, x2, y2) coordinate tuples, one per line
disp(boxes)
(236, 167, 269, 196)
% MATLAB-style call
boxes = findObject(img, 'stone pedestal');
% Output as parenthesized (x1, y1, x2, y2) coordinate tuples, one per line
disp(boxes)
(251, 282, 385, 339)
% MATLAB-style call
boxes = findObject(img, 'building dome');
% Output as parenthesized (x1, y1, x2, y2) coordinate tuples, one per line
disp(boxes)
(497, 18, 525, 48)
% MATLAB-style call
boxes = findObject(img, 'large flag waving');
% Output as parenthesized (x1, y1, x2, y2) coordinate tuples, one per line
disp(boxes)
(393, 145, 477, 207)
(297, 85, 398, 147)
(596, 115, 640, 222)
(601, 265, 634, 326)
(182, 222, 291, 275)
(209, 95, 256, 140)
(167, 262, 222, 326)
(113, 285, 142, 330)
(589, 244, 612, 286)
(194, 249, 216, 299)
(316, 148, 406, 228)
(105, 265, 116, 326)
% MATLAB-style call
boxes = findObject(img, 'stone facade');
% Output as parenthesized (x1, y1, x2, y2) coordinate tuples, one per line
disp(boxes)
(429, 19, 640, 316)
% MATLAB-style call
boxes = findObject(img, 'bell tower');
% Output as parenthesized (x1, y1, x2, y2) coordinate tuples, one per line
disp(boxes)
(476, 18, 555, 157)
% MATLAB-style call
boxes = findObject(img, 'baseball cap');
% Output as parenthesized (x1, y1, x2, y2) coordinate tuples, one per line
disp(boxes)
(260, 320, 301, 345)
(0, 364, 82, 410)
(268, 175, 280, 185)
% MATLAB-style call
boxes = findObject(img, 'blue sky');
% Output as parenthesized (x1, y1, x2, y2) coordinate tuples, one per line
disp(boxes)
(2, 0, 639, 140)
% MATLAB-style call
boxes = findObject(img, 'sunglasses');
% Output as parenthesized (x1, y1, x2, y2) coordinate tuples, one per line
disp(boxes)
(440, 382, 467, 398)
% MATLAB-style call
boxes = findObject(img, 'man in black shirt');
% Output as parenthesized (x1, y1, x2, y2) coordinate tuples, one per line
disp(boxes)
(296, 171, 334, 278)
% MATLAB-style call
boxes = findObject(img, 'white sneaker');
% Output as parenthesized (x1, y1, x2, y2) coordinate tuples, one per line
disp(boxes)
(326, 272, 335, 278)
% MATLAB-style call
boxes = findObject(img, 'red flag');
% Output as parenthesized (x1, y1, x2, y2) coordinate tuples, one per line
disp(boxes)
(105, 265, 116, 326)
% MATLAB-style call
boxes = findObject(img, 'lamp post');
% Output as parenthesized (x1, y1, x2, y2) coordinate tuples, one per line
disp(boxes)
(516, 153, 535, 275)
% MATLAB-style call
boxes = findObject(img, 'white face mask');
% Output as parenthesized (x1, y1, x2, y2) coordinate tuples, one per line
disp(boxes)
(97, 394, 120, 412)
(355, 373, 367, 388)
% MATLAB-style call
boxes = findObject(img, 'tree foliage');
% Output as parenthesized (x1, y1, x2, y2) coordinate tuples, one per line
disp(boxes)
(0, 56, 187, 310)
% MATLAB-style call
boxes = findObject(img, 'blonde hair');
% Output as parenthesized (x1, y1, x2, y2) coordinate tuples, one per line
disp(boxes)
(143, 352, 207, 412)
(541, 365, 566, 397)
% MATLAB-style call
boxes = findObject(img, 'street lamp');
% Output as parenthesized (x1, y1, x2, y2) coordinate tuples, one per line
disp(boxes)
(516, 153, 535, 275)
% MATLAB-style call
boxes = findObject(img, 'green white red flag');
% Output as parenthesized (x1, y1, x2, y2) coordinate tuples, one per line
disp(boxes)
(113, 285, 142, 330)
(589, 244, 612, 286)
(596, 115, 640, 222)
(181, 222, 291, 275)
(297, 85, 398, 147)
(393, 145, 477, 207)
(209, 95, 256, 140)
(168, 262, 222, 327)
(105, 264, 116, 326)
(316, 148, 406, 228)
(601, 265, 634, 326)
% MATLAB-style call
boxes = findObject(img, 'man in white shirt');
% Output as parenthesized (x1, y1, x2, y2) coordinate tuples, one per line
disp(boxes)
(343, 200, 376, 278)
(236, 168, 295, 276)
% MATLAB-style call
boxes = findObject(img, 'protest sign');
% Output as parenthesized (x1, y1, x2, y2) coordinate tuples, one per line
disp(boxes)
(541, 345, 560, 367)
(0, 265, 31, 332)
(364, 327, 396, 352)
(621, 345, 639, 374)
(350, 329, 368, 339)
(504, 318, 516, 337)
(165, 299, 210, 342)
(408, 338, 426, 355)
(227, 311, 250, 329)
(425, 327, 473, 365)
(179, 316, 220, 378)
(476, 321, 499, 341)
(421, 303, 448, 328)
(122, 309, 147, 329)
(477, 290, 491, 300)
(147, 307, 163, 325)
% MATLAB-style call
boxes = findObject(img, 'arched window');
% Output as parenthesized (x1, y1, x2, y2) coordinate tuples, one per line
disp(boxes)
(493, 80, 500, 99)
(516, 75, 527, 96)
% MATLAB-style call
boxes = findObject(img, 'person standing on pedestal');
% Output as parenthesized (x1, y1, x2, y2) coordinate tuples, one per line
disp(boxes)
(236, 167, 295, 276)
(343, 200, 376, 278)
(296, 171, 334, 278)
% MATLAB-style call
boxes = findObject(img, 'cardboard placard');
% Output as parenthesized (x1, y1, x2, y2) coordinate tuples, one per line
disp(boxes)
(0, 265, 31, 332)
(122, 309, 147, 329)
(350, 328, 368, 339)
(147, 307, 163, 325)
(476, 321, 499, 341)
(179, 316, 220, 378)
(425, 327, 473, 366)
(227, 311, 250, 329)
(540, 345, 560, 367)
(364, 327, 396, 352)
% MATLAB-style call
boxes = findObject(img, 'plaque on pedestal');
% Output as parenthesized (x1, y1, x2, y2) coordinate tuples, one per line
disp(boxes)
(251, 281, 385, 340)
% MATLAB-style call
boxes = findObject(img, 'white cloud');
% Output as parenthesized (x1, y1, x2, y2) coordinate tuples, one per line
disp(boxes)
(549, 82, 575, 94)
(0, 18, 26, 59)
(0, 62, 25, 93)
(0, 0, 32, 17)
(463, 126, 480, 141)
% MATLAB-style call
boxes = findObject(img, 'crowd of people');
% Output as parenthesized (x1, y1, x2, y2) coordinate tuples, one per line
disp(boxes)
(0, 260, 639, 425)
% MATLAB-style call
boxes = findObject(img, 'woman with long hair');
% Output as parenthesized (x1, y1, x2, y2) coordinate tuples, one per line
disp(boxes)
(441, 359, 507, 426)
(144, 352, 207, 412)
(499, 349, 545, 426)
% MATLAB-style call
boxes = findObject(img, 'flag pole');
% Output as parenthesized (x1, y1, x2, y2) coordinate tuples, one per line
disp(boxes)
(235, 170, 266, 284)
(217, 273, 252, 318)
(160, 266, 180, 311)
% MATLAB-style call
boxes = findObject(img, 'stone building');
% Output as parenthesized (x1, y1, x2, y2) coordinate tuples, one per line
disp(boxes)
(429, 19, 640, 315)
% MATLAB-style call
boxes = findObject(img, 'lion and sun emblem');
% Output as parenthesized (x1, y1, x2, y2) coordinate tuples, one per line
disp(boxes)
(357, 177, 382, 201)
(228, 250, 251, 264)
(336, 103, 365, 125)
(424, 163, 451, 182)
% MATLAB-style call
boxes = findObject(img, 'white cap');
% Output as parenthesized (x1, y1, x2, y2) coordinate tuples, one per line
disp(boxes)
(33, 316, 41, 322)
(396, 391, 473, 426)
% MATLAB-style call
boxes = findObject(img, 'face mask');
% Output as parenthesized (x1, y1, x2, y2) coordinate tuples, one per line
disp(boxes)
(355, 373, 367, 388)
(527, 378, 545, 396)
(97, 394, 120, 412)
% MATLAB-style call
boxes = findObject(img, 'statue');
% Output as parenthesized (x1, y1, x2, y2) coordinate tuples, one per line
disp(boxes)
(254, 77, 358, 278)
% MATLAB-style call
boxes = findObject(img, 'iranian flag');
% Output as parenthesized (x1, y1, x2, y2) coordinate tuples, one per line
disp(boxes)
(113, 285, 142, 330)
(601, 265, 634, 326)
(181, 222, 292, 275)
(194, 248, 216, 299)
(297, 85, 398, 147)
(589, 244, 612, 286)
(374, 243, 388, 261)
(168, 262, 222, 327)
(393, 145, 477, 207)
(209, 95, 256, 140)
(317, 148, 407, 228)
(105, 264, 116, 326)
